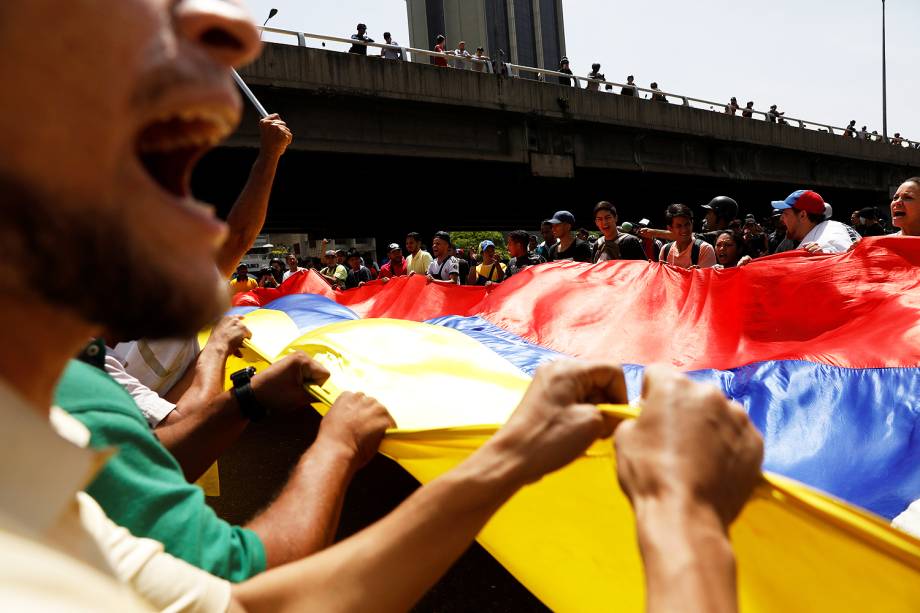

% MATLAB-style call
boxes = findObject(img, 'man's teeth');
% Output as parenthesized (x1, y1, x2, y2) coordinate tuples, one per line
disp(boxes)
(138, 130, 224, 153)
(138, 108, 235, 153)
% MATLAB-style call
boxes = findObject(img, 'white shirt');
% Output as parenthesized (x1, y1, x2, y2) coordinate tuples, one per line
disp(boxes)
(453, 49, 471, 69)
(427, 256, 460, 280)
(104, 349, 176, 428)
(0, 380, 230, 612)
(112, 338, 198, 397)
(282, 267, 305, 281)
(799, 219, 858, 254)
(381, 40, 401, 60)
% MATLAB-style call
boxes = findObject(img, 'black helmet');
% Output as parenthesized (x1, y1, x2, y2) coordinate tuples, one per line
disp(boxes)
(701, 196, 738, 221)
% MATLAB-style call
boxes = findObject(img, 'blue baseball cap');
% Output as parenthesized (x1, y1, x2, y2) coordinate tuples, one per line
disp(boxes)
(771, 190, 826, 215)
(479, 240, 495, 251)
(548, 210, 576, 225)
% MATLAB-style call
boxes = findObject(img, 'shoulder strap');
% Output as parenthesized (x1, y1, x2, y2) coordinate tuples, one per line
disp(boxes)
(662, 242, 672, 261)
(691, 239, 702, 265)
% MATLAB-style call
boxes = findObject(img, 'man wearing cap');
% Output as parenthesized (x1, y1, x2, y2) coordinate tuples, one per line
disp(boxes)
(592, 201, 646, 262)
(344, 249, 372, 289)
(771, 190, 858, 254)
(349, 23, 373, 55)
(470, 240, 506, 285)
(420, 231, 460, 284)
(558, 57, 576, 87)
(405, 232, 433, 275)
(548, 210, 593, 263)
(379, 244, 408, 280)
(229, 263, 258, 295)
(320, 250, 348, 289)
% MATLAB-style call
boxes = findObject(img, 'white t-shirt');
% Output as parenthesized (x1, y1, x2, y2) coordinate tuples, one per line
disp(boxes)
(799, 219, 858, 254)
(282, 267, 304, 281)
(112, 338, 198, 397)
(427, 256, 460, 280)
(658, 238, 717, 269)
(453, 49, 471, 69)
(104, 349, 176, 428)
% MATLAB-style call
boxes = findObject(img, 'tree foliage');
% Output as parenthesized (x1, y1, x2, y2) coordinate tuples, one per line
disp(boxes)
(450, 230, 508, 259)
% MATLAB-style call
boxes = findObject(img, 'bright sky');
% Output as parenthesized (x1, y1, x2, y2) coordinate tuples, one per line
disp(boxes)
(246, 0, 920, 139)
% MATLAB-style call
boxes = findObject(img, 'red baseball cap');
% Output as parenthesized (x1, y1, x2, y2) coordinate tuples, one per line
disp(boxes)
(771, 190, 826, 215)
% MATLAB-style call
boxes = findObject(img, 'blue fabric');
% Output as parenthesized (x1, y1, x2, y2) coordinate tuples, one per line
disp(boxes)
(260, 294, 359, 334)
(427, 316, 920, 520)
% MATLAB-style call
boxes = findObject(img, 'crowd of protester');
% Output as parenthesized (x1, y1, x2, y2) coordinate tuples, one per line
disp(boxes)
(344, 22, 919, 147)
(240, 183, 917, 297)
(5, 3, 920, 613)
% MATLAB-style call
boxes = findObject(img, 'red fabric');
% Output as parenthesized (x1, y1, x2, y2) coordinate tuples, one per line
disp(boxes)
(232, 238, 920, 370)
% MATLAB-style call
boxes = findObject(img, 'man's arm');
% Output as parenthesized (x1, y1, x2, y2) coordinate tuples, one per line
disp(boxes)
(215, 115, 292, 277)
(155, 316, 252, 481)
(639, 227, 677, 242)
(231, 361, 625, 612)
(246, 390, 395, 565)
(426, 272, 460, 285)
(615, 365, 764, 613)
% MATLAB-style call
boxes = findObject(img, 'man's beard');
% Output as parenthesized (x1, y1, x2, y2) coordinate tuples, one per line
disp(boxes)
(0, 173, 224, 340)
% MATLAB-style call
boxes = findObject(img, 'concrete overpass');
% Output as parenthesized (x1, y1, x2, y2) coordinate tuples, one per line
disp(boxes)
(193, 42, 920, 237)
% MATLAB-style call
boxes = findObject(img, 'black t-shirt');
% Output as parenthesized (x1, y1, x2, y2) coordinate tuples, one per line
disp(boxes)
(860, 223, 886, 237)
(457, 258, 471, 285)
(549, 239, 593, 263)
(696, 230, 722, 247)
(349, 34, 369, 55)
(506, 253, 544, 277)
(592, 233, 647, 262)
(344, 266, 371, 289)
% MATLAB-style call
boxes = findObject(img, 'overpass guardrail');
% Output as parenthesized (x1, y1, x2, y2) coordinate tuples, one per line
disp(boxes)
(255, 26, 919, 150)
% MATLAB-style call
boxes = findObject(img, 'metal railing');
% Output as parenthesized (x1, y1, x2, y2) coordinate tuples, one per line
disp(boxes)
(256, 26, 920, 150)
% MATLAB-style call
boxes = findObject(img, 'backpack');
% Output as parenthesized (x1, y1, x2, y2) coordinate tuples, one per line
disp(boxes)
(662, 238, 703, 266)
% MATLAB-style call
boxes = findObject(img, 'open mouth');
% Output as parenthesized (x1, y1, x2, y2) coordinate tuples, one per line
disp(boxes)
(136, 108, 235, 198)
(892, 210, 907, 218)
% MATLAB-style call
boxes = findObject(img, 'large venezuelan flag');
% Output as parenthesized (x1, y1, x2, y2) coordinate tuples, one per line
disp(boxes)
(221, 236, 920, 612)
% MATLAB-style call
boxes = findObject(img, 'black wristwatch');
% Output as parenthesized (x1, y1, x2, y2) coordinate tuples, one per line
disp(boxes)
(230, 366, 268, 422)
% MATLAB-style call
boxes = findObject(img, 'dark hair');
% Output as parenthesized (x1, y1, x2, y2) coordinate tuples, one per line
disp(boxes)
(592, 62, 601, 71)
(508, 230, 531, 247)
(593, 201, 618, 217)
(345, 249, 361, 261)
(436, 34, 445, 43)
(384, 31, 391, 37)
(406, 231, 421, 241)
(433, 230, 451, 246)
(665, 203, 693, 224)
(717, 230, 747, 258)
(806, 211, 825, 225)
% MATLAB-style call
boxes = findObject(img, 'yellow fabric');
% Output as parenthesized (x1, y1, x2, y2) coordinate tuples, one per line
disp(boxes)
(228, 316, 920, 612)
(194, 463, 220, 497)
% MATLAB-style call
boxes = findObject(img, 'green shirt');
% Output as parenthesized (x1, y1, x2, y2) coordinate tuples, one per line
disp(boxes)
(54, 359, 266, 582)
